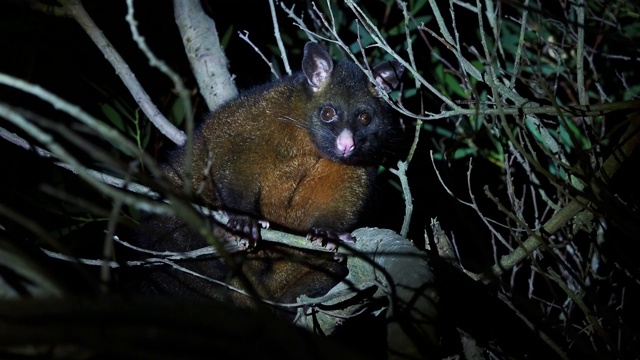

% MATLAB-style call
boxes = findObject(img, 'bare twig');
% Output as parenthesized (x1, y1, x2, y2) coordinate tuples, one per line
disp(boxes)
(61, 0, 185, 145)
(269, 0, 291, 75)
(238, 31, 281, 79)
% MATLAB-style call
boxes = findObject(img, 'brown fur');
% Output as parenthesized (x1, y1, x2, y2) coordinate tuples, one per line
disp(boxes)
(164, 68, 377, 234)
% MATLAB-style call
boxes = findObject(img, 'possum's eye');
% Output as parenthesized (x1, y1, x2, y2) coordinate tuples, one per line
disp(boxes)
(358, 112, 372, 126)
(321, 107, 336, 122)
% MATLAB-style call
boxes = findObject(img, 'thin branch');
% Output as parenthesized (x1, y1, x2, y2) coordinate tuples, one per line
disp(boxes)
(269, 0, 291, 75)
(575, 0, 588, 106)
(238, 31, 281, 79)
(61, 0, 185, 145)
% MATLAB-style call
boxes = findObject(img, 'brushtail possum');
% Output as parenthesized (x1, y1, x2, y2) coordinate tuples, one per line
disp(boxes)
(136, 42, 403, 312)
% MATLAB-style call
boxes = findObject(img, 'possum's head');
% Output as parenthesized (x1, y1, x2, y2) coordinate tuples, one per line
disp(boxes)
(301, 42, 404, 165)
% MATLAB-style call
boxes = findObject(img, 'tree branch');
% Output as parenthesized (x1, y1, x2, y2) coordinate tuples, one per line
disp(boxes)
(60, 0, 186, 145)
(173, 0, 237, 112)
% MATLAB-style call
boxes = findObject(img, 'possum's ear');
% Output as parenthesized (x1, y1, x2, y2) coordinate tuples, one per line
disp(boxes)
(302, 42, 334, 92)
(372, 61, 404, 93)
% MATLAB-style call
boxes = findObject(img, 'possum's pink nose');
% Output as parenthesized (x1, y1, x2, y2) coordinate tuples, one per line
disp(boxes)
(337, 129, 355, 156)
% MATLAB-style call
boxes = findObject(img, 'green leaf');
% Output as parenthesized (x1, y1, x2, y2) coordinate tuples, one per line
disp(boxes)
(444, 72, 466, 98)
(126, 124, 136, 138)
(111, 98, 135, 122)
(171, 98, 187, 126)
(558, 118, 590, 151)
(220, 25, 234, 48)
(411, 0, 428, 14)
(141, 121, 151, 150)
(452, 146, 477, 159)
(403, 87, 417, 99)
(422, 122, 455, 138)
(101, 103, 125, 132)
(348, 28, 374, 50)
(412, 15, 432, 27)
(624, 84, 640, 101)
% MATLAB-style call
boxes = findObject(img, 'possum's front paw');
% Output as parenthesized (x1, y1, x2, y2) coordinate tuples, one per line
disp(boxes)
(307, 228, 355, 251)
(215, 213, 269, 250)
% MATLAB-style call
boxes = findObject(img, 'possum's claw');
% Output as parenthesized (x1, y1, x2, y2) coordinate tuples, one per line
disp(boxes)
(307, 228, 355, 250)
(217, 213, 269, 249)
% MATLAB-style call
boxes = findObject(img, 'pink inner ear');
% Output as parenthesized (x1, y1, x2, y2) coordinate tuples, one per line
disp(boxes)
(375, 71, 393, 93)
(309, 58, 331, 91)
